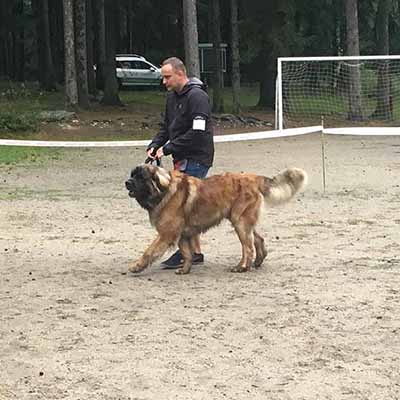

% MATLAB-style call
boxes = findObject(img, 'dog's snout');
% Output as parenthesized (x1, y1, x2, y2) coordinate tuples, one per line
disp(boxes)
(125, 179, 133, 190)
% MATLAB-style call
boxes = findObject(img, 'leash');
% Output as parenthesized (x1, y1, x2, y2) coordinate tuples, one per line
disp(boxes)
(145, 157, 161, 166)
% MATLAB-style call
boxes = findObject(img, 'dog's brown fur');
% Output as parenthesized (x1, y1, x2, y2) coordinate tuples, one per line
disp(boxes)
(125, 164, 307, 274)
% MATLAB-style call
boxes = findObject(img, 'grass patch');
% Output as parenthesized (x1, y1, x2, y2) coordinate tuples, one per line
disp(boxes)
(212, 84, 260, 112)
(119, 88, 166, 107)
(0, 146, 62, 165)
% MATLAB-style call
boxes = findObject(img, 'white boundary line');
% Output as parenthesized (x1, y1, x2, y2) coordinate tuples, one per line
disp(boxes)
(215, 126, 322, 142)
(1, 125, 399, 147)
(322, 127, 400, 135)
(0, 138, 152, 147)
(0, 126, 323, 147)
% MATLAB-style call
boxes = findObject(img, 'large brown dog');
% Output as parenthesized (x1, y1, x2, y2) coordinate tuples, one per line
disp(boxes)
(125, 164, 307, 274)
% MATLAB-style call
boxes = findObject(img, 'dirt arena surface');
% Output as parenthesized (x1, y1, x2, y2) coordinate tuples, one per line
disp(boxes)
(1, 133, 400, 399)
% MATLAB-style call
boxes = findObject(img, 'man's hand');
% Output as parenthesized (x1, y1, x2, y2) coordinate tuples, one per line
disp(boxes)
(155, 147, 164, 159)
(147, 147, 156, 159)
(147, 147, 164, 160)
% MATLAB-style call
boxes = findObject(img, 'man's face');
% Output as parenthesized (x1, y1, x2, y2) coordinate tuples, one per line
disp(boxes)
(161, 64, 184, 92)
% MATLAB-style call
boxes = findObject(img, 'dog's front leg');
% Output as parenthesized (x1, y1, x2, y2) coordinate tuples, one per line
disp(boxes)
(129, 235, 172, 273)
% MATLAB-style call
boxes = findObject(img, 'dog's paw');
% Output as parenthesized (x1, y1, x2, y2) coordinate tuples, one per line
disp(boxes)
(128, 260, 148, 274)
(230, 265, 248, 273)
(175, 267, 190, 275)
(252, 260, 264, 269)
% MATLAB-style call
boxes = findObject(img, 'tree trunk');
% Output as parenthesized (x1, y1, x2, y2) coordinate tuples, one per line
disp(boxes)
(127, 0, 134, 53)
(182, 0, 200, 78)
(32, 0, 44, 84)
(42, 0, 56, 89)
(33, 0, 57, 89)
(49, 1, 65, 83)
(256, 0, 295, 109)
(211, 0, 224, 113)
(86, 0, 96, 95)
(101, 0, 122, 106)
(258, 63, 275, 108)
(94, 0, 106, 90)
(115, 1, 122, 52)
(230, 0, 241, 115)
(13, 0, 24, 81)
(372, 0, 391, 120)
(40, 0, 57, 90)
(63, 0, 78, 108)
(345, 0, 363, 121)
(74, 0, 90, 108)
(0, 1, 7, 76)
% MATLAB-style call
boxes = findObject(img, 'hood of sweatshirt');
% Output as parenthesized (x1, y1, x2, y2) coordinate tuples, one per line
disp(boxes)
(177, 77, 207, 96)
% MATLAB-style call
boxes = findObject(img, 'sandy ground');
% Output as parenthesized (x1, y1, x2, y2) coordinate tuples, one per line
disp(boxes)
(1, 133, 400, 400)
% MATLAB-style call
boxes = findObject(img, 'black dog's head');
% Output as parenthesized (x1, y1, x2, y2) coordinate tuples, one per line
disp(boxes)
(125, 164, 171, 211)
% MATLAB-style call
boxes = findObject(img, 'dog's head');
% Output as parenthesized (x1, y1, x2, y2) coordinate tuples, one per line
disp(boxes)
(125, 164, 171, 211)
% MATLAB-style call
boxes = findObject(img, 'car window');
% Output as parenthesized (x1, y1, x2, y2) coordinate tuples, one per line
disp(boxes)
(135, 61, 153, 70)
(121, 61, 131, 69)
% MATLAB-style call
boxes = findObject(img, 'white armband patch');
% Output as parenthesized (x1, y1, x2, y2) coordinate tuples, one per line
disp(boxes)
(192, 117, 206, 131)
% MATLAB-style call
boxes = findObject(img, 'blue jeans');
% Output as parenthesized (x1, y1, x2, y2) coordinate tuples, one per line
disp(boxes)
(175, 159, 209, 179)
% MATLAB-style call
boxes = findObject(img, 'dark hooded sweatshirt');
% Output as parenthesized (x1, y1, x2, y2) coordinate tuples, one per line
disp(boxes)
(147, 78, 214, 167)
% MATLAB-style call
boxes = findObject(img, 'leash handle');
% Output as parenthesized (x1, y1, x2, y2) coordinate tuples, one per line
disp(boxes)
(145, 148, 161, 166)
(145, 157, 161, 166)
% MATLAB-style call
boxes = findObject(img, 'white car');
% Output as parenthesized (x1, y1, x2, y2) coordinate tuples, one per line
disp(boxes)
(116, 55, 162, 88)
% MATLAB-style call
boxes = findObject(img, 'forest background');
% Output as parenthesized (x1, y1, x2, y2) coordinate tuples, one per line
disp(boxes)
(0, 0, 398, 152)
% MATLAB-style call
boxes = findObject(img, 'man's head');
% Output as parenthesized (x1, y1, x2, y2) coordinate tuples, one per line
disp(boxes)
(161, 57, 189, 92)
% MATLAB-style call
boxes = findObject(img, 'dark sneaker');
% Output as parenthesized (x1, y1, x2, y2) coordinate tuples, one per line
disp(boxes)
(192, 253, 204, 264)
(161, 250, 204, 269)
(161, 250, 183, 269)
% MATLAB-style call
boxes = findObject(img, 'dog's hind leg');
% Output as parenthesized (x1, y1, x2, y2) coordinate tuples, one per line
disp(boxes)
(129, 234, 175, 273)
(230, 194, 262, 272)
(230, 222, 255, 273)
(175, 236, 193, 275)
(253, 230, 267, 268)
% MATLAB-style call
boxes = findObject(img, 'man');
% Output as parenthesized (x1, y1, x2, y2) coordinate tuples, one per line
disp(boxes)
(146, 57, 214, 269)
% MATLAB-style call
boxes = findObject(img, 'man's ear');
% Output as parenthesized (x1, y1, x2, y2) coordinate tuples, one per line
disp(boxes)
(177, 69, 186, 79)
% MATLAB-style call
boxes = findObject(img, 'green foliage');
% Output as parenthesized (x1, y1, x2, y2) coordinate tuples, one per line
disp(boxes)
(0, 81, 64, 112)
(0, 81, 65, 134)
(0, 111, 39, 133)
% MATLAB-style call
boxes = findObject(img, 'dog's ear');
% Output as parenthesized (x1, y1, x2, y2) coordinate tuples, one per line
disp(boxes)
(131, 166, 145, 180)
(153, 167, 171, 189)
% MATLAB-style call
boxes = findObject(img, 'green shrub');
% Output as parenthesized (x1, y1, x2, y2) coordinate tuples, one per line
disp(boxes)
(0, 111, 39, 132)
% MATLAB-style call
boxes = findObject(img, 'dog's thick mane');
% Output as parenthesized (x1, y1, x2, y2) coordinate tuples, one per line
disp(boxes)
(150, 171, 203, 224)
(149, 171, 181, 224)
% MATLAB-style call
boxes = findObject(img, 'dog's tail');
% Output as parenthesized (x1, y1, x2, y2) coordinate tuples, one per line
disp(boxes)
(260, 168, 307, 206)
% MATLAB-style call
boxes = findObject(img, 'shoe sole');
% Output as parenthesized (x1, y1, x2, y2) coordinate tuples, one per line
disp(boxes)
(161, 260, 204, 269)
